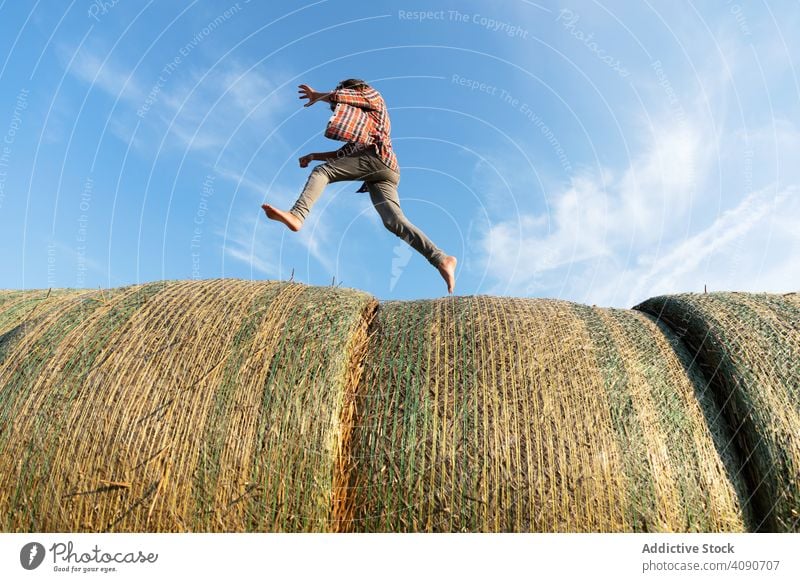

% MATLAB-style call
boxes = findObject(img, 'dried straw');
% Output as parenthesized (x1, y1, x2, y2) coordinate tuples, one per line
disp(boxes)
(3, 282, 792, 532)
(0, 279, 375, 532)
(347, 296, 750, 532)
(635, 292, 800, 532)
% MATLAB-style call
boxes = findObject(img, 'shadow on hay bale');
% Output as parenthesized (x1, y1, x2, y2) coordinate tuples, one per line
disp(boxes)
(635, 292, 800, 532)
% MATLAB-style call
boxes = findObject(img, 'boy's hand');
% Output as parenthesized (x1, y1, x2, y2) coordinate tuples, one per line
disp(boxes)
(299, 154, 314, 168)
(298, 84, 329, 107)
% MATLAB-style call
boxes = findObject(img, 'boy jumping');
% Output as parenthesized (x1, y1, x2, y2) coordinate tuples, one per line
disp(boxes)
(262, 78, 457, 294)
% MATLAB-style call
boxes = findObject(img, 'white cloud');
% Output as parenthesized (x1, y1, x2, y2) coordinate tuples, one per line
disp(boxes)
(616, 120, 703, 240)
(473, 10, 800, 307)
(224, 245, 277, 277)
(60, 44, 288, 154)
(213, 166, 270, 196)
(593, 185, 800, 307)
(154, 60, 287, 152)
(475, 116, 707, 299)
(61, 43, 143, 101)
(474, 102, 800, 305)
(219, 218, 279, 277)
(294, 216, 336, 273)
(221, 205, 337, 281)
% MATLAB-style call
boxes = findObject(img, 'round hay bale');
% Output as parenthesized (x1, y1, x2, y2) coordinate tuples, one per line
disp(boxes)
(0, 279, 376, 532)
(3, 281, 773, 533)
(345, 295, 750, 532)
(635, 292, 800, 532)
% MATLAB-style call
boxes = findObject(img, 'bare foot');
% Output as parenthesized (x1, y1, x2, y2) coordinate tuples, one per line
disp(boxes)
(437, 255, 457, 294)
(262, 203, 302, 232)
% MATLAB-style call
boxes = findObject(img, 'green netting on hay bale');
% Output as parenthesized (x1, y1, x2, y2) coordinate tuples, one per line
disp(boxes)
(0, 289, 87, 337)
(345, 295, 750, 532)
(635, 292, 800, 532)
(0, 279, 376, 533)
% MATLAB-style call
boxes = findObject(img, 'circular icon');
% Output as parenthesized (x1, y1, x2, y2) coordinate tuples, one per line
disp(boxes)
(20, 542, 46, 570)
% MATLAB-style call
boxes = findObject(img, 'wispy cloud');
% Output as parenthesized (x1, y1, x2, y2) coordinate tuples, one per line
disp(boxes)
(154, 59, 288, 152)
(219, 218, 279, 277)
(213, 166, 270, 196)
(220, 204, 338, 282)
(50, 239, 112, 286)
(475, 115, 707, 301)
(593, 185, 799, 306)
(59, 43, 289, 154)
(475, 128, 799, 307)
(473, 14, 800, 307)
(60, 42, 144, 101)
(224, 245, 278, 277)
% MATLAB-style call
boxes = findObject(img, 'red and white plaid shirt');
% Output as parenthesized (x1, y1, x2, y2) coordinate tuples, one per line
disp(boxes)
(325, 86, 399, 174)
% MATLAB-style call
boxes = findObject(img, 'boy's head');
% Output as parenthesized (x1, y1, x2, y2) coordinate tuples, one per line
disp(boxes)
(330, 79, 369, 110)
(336, 78, 368, 91)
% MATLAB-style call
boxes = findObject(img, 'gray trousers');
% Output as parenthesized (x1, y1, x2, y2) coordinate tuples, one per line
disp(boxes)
(289, 149, 447, 268)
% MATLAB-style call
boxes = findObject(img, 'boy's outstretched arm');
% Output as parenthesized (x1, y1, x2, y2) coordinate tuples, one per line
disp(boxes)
(298, 84, 378, 110)
(298, 84, 332, 107)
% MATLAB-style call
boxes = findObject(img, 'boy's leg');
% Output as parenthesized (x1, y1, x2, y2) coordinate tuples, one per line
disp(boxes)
(288, 154, 366, 223)
(367, 178, 448, 268)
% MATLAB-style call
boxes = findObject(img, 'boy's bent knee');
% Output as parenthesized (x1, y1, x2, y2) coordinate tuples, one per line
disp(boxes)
(310, 164, 332, 181)
(381, 214, 405, 233)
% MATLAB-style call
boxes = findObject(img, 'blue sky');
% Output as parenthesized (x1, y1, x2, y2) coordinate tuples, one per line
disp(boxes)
(0, 0, 798, 306)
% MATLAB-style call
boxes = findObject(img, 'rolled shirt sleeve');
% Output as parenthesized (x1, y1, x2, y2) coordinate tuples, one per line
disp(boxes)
(329, 88, 379, 111)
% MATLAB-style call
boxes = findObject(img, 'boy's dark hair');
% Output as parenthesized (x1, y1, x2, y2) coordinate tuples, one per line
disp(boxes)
(330, 78, 370, 110)
(335, 78, 368, 90)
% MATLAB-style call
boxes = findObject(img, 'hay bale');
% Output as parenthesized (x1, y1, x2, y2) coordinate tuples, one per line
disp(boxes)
(346, 296, 750, 532)
(0, 279, 376, 532)
(635, 292, 800, 532)
(5, 281, 783, 533)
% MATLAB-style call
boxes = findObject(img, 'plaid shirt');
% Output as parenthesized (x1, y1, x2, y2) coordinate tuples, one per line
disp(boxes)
(326, 86, 399, 175)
